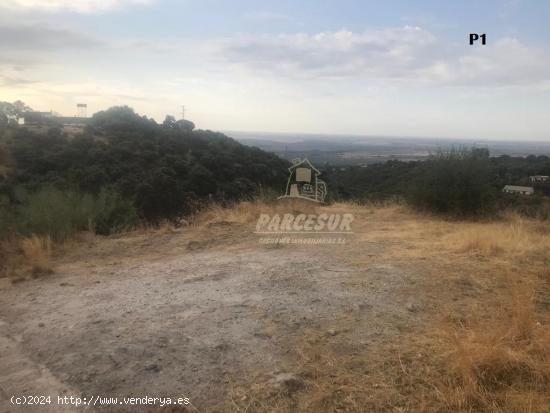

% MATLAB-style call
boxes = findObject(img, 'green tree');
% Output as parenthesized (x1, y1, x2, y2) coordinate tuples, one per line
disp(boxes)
(409, 147, 498, 216)
(162, 115, 176, 128)
(0, 100, 32, 124)
(0, 112, 8, 129)
(176, 119, 195, 131)
(4, 105, 289, 227)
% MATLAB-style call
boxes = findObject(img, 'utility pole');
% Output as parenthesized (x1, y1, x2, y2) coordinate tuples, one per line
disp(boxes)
(181, 105, 185, 120)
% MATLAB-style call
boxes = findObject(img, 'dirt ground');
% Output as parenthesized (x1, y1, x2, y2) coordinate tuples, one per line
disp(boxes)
(1, 203, 548, 412)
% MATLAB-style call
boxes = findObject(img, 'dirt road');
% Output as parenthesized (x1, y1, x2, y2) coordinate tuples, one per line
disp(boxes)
(0, 205, 432, 412)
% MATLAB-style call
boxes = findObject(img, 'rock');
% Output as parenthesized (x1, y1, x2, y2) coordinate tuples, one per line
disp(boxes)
(269, 373, 305, 395)
(327, 329, 338, 336)
(144, 363, 162, 373)
(406, 301, 419, 312)
(357, 303, 372, 311)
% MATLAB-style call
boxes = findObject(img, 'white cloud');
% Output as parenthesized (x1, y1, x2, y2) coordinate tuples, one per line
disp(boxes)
(1, 0, 154, 13)
(218, 27, 550, 88)
(219, 26, 439, 79)
(419, 38, 550, 87)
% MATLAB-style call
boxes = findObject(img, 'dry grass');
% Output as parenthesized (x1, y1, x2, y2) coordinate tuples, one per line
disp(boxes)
(447, 217, 550, 258)
(224, 338, 375, 412)
(224, 329, 444, 413)
(438, 278, 550, 412)
(217, 202, 550, 412)
(20, 235, 54, 276)
(0, 235, 54, 280)
(224, 285, 549, 413)
(0, 237, 19, 278)
(193, 199, 323, 227)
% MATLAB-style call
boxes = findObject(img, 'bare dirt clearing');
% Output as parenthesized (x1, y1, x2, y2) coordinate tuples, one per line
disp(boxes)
(1, 203, 549, 412)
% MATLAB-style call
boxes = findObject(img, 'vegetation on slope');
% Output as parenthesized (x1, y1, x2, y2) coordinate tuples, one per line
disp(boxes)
(0, 105, 289, 239)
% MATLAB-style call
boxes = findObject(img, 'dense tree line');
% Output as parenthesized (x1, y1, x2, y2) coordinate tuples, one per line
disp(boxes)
(0, 106, 289, 236)
(327, 147, 550, 217)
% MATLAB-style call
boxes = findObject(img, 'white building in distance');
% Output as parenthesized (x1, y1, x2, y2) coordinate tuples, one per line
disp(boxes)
(502, 185, 535, 196)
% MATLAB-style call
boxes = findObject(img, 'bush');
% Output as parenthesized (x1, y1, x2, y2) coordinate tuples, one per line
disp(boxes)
(13, 187, 91, 241)
(5, 187, 137, 241)
(408, 147, 499, 217)
(93, 189, 138, 235)
(502, 195, 550, 221)
(0, 205, 14, 236)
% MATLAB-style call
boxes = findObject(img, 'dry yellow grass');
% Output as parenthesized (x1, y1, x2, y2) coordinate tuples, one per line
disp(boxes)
(437, 276, 550, 412)
(215, 202, 550, 412)
(0, 238, 18, 278)
(447, 218, 550, 257)
(193, 199, 323, 227)
(20, 235, 53, 275)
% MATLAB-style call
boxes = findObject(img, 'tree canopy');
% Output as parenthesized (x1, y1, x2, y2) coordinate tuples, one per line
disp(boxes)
(0, 100, 32, 124)
(2, 105, 289, 222)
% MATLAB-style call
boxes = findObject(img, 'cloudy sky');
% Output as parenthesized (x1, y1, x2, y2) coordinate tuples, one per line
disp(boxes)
(1, 0, 549, 140)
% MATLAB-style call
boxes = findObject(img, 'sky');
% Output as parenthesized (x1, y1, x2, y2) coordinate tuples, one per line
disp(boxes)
(1, 0, 549, 140)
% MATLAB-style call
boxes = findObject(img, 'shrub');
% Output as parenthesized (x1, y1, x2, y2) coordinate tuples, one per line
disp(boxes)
(10, 186, 137, 241)
(0, 184, 15, 236)
(408, 147, 499, 217)
(14, 187, 92, 241)
(93, 188, 138, 235)
(501, 195, 550, 221)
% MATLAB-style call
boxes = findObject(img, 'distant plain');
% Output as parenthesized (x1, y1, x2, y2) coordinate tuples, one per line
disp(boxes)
(230, 131, 550, 166)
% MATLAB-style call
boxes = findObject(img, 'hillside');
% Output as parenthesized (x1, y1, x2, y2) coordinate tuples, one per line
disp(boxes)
(0, 107, 290, 238)
(1, 201, 549, 412)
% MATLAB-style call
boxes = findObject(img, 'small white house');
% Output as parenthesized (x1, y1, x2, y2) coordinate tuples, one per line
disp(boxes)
(529, 175, 549, 184)
(502, 185, 534, 196)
